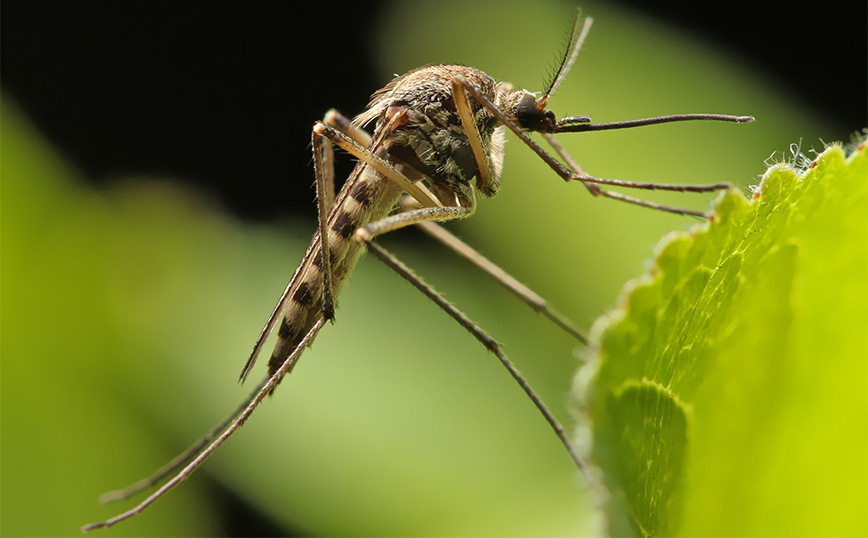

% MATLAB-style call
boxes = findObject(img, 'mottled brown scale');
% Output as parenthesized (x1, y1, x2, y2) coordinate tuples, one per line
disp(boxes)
(265, 64, 541, 379)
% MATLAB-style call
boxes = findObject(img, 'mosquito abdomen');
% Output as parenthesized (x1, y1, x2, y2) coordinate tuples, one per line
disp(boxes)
(266, 163, 404, 379)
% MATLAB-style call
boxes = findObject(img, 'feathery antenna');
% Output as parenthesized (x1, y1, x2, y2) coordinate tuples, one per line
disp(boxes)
(541, 12, 593, 107)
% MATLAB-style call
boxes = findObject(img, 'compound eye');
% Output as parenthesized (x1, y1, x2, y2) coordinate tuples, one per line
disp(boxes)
(516, 93, 543, 129)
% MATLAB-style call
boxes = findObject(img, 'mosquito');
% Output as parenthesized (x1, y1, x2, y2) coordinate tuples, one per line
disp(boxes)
(82, 13, 752, 531)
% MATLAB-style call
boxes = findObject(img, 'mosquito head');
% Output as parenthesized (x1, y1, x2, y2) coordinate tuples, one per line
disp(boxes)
(515, 92, 557, 132)
(500, 13, 593, 134)
(500, 89, 591, 134)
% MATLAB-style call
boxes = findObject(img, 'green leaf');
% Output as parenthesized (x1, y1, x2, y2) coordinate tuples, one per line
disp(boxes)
(576, 140, 868, 536)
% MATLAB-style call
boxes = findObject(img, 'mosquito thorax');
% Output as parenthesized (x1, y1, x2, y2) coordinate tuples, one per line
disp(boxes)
(355, 65, 506, 200)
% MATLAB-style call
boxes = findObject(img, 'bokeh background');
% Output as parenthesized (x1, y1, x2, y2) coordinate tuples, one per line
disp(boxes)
(2, 0, 864, 536)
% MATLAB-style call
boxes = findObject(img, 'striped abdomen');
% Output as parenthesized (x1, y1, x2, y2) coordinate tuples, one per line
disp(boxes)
(266, 162, 404, 378)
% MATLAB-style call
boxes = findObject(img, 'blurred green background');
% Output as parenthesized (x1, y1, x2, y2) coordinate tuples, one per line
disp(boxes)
(1, 0, 852, 536)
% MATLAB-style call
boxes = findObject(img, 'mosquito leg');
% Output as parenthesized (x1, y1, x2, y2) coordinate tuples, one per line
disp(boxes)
(81, 318, 328, 532)
(592, 188, 710, 218)
(451, 76, 497, 195)
(361, 237, 590, 479)
(313, 121, 441, 209)
(355, 204, 474, 243)
(320, 125, 336, 211)
(396, 197, 588, 344)
(95, 374, 271, 503)
(313, 124, 336, 320)
(417, 220, 587, 344)
(321, 109, 374, 211)
(322, 110, 450, 213)
(542, 133, 713, 217)
(538, 132, 594, 195)
(323, 109, 372, 147)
